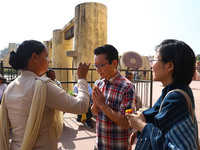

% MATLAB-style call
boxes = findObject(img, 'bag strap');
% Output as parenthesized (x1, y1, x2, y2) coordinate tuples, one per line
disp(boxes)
(21, 77, 63, 149)
(159, 90, 174, 113)
(172, 89, 194, 122)
(0, 94, 10, 150)
(20, 78, 49, 150)
(159, 89, 193, 120)
(0, 77, 63, 150)
(174, 89, 200, 150)
(159, 89, 199, 149)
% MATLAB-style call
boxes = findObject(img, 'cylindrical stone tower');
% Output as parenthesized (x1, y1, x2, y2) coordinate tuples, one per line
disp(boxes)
(52, 29, 73, 90)
(73, 2, 107, 82)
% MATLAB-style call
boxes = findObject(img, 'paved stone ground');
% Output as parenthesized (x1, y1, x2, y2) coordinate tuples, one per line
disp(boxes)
(58, 113, 96, 150)
(58, 81, 200, 150)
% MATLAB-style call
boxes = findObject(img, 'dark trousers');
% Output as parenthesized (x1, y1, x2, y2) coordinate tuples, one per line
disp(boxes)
(77, 107, 92, 122)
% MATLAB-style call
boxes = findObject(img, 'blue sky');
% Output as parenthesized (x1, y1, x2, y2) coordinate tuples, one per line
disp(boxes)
(0, 0, 200, 56)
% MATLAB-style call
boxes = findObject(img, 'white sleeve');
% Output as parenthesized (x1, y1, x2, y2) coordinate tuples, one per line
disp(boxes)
(45, 79, 90, 114)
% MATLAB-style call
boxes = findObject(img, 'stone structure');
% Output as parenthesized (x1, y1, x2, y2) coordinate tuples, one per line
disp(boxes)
(2, 43, 18, 67)
(119, 54, 151, 80)
(66, 2, 107, 82)
(2, 2, 199, 91)
(1, 2, 107, 91)
(45, 2, 107, 90)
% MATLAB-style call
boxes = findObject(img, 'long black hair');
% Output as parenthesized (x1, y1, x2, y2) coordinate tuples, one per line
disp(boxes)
(156, 39, 196, 85)
(9, 40, 46, 70)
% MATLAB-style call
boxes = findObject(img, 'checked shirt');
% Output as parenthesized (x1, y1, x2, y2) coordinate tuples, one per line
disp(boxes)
(94, 71, 135, 150)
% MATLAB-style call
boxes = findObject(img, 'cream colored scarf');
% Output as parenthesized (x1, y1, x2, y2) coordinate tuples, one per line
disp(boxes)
(0, 78, 63, 150)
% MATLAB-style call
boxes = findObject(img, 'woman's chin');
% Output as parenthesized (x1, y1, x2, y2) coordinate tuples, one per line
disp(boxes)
(153, 77, 159, 82)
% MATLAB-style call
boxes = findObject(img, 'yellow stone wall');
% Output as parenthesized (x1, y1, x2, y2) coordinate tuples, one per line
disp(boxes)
(2, 3, 108, 91)
(73, 2, 107, 82)
(50, 29, 73, 91)
(3, 43, 18, 67)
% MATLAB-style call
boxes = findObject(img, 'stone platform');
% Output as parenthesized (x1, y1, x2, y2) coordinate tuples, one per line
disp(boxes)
(58, 81, 200, 149)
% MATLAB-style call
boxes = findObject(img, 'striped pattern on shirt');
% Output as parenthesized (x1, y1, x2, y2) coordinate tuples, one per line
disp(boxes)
(95, 71, 135, 150)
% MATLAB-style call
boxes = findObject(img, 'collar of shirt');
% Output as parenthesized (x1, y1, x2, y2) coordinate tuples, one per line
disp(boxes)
(21, 70, 38, 78)
(103, 70, 120, 85)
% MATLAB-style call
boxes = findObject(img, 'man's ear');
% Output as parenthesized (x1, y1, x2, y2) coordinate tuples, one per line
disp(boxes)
(112, 60, 118, 68)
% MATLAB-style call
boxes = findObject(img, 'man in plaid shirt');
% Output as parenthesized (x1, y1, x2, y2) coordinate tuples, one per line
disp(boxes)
(91, 44, 136, 150)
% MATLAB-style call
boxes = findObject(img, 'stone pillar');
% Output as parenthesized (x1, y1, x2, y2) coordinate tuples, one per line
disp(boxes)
(52, 29, 62, 68)
(73, 2, 107, 82)
(43, 41, 52, 68)
(3, 43, 18, 67)
(52, 29, 73, 90)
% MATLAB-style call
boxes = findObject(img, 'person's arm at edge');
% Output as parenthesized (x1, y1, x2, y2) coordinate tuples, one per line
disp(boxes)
(88, 84, 93, 97)
(99, 104, 130, 129)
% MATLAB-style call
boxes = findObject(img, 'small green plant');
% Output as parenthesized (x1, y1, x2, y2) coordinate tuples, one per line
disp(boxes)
(67, 90, 75, 96)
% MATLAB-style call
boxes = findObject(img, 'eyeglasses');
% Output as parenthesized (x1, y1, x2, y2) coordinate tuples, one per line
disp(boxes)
(148, 59, 168, 64)
(148, 59, 163, 63)
(93, 62, 109, 69)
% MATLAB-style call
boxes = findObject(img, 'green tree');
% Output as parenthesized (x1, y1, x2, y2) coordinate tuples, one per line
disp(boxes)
(0, 43, 20, 59)
(0, 47, 9, 59)
(197, 54, 200, 61)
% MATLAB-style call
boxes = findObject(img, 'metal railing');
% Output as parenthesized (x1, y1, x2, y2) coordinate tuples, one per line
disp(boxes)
(0, 61, 153, 108)
(123, 69, 153, 108)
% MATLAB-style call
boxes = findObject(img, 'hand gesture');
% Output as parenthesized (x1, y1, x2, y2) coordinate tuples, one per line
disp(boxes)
(92, 86, 106, 109)
(77, 62, 90, 80)
(125, 111, 146, 132)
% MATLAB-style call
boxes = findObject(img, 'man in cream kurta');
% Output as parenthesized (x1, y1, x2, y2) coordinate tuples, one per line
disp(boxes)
(4, 71, 89, 150)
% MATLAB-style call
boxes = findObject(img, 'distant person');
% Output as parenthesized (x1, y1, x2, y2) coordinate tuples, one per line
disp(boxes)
(143, 68, 146, 79)
(91, 44, 136, 150)
(46, 69, 62, 88)
(0, 74, 7, 104)
(125, 67, 130, 77)
(133, 69, 138, 80)
(126, 39, 199, 149)
(0, 40, 90, 150)
(125, 72, 133, 82)
(73, 83, 93, 128)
